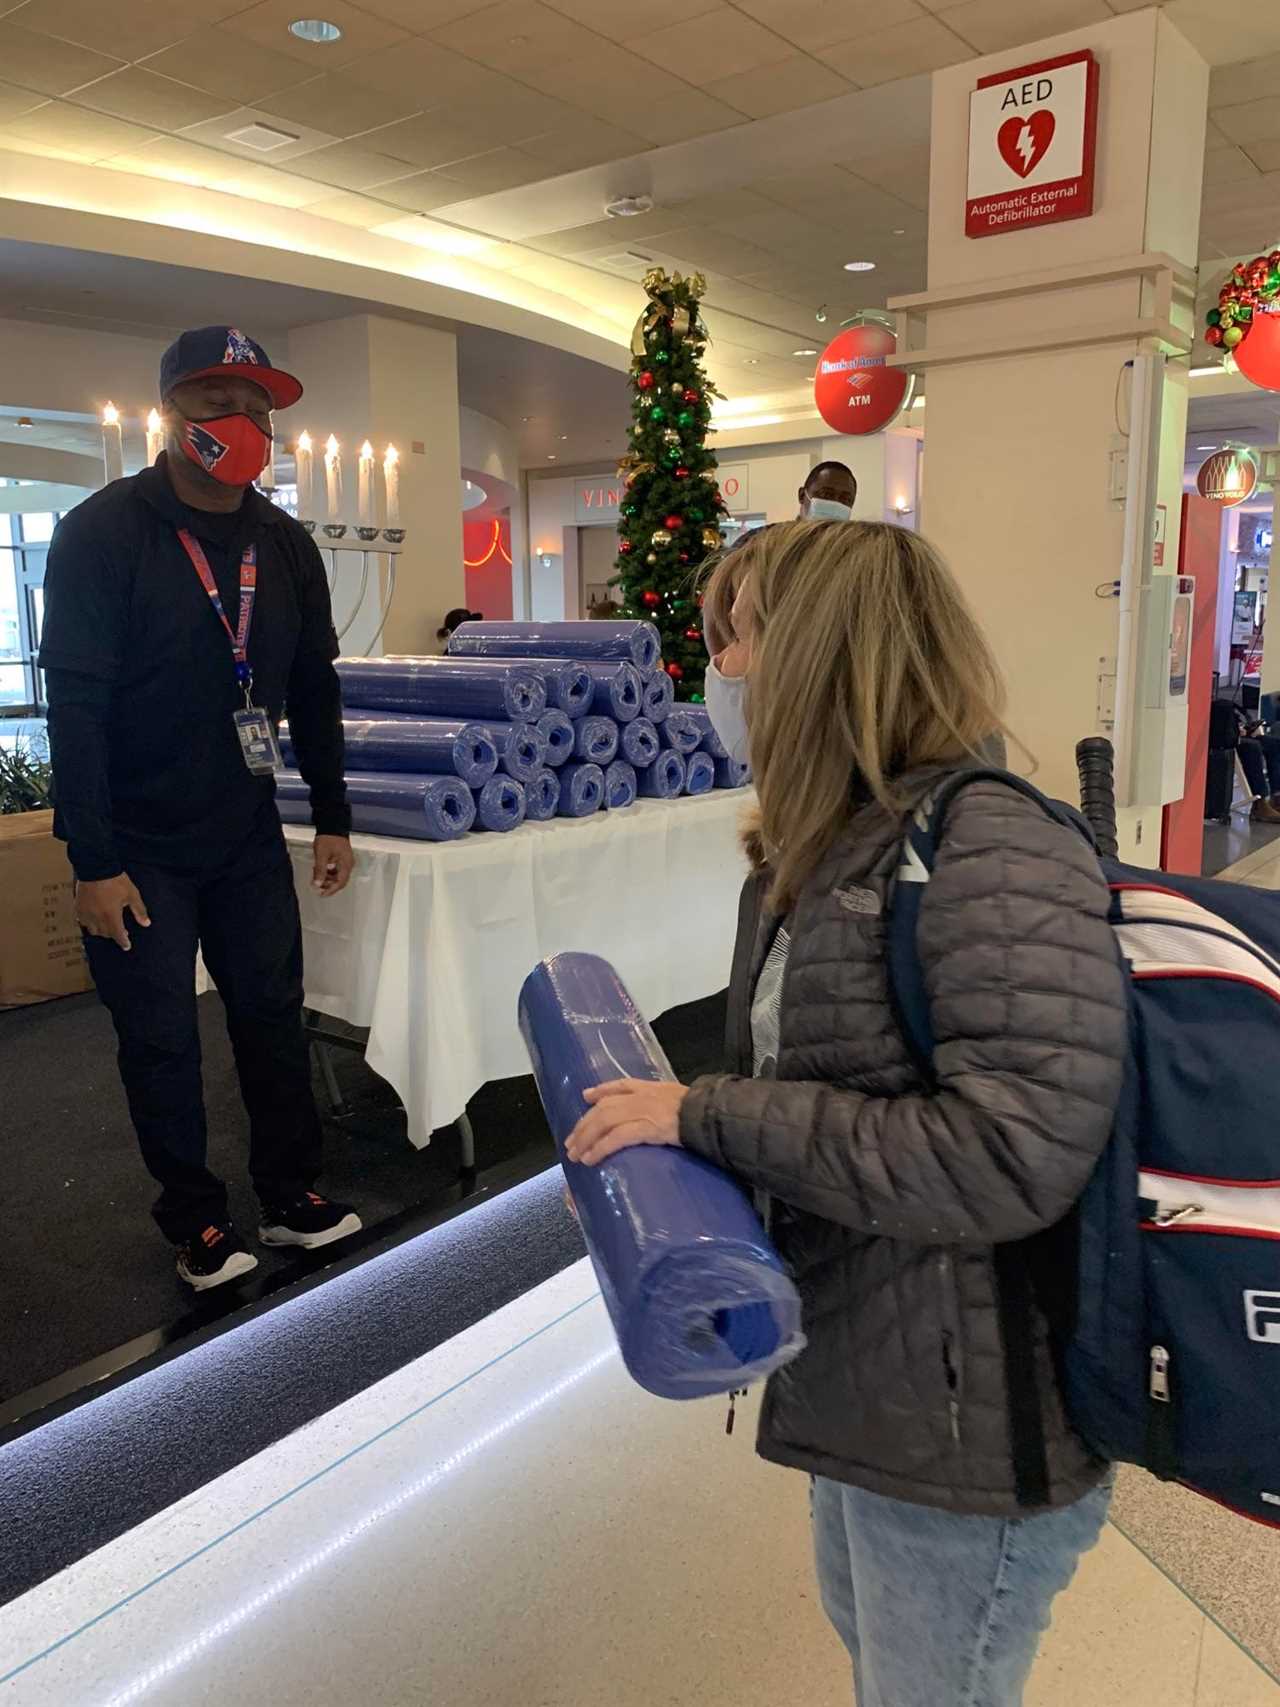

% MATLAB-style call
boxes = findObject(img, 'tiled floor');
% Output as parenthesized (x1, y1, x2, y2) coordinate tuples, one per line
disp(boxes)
(1220, 834, 1280, 889)
(0, 1262, 1274, 1707)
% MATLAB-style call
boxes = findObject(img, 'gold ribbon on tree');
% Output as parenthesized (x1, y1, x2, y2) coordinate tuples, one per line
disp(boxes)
(629, 268, 708, 356)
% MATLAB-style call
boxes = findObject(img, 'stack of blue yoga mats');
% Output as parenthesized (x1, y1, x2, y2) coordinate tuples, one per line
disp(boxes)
(519, 952, 804, 1399)
(276, 620, 751, 844)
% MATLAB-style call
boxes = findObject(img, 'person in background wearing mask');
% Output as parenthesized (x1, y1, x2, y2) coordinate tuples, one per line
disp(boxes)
(798, 460, 857, 522)
(567, 519, 1127, 1707)
(40, 326, 362, 1292)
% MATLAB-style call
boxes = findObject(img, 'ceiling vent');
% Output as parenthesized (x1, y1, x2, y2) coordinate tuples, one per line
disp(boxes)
(595, 251, 654, 278)
(224, 122, 300, 152)
(605, 194, 654, 219)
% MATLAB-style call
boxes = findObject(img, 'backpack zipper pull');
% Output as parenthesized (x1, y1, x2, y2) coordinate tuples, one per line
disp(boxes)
(1149, 1344, 1171, 1403)
(725, 1388, 746, 1436)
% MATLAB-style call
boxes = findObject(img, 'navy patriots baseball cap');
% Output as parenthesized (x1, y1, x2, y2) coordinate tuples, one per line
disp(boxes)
(159, 325, 303, 410)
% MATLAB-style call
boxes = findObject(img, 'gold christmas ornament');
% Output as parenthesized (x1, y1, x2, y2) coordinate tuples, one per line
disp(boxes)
(702, 527, 722, 550)
(651, 529, 672, 546)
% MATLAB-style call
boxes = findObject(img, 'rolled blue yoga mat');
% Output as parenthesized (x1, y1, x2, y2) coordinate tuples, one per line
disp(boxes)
(473, 775, 527, 832)
(449, 619, 661, 673)
(639, 751, 686, 799)
(641, 670, 675, 724)
(660, 708, 701, 756)
(337, 656, 546, 723)
(283, 717, 498, 787)
(518, 952, 804, 1400)
(579, 660, 642, 723)
(681, 704, 729, 760)
(558, 761, 604, 817)
(714, 757, 752, 789)
(604, 760, 637, 809)
(469, 720, 547, 783)
(685, 750, 716, 796)
(276, 768, 474, 842)
(428, 654, 594, 721)
(574, 715, 619, 765)
(619, 716, 660, 769)
(536, 709, 575, 768)
(525, 769, 561, 821)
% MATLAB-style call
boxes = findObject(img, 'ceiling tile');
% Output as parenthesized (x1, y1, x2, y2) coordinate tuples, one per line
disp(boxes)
(939, 0, 1110, 55)
(543, 0, 720, 31)
(1215, 98, 1280, 147)
(4, 0, 244, 60)
(1241, 137, 1280, 174)
(730, 0, 925, 51)
(0, 21, 122, 97)
(257, 72, 423, 137)
(1203, 144, 1262, 187)
(826, 14, 972, 83)
(281, 140, 419, 189)
(623, 88, 746, 145)
(180, 104, 340, 161)
(359, 109, 501, 167)
(656, 228, 779, 274)
(378, 169, 488, 212)
(1209, 51, 1280, 111)
(0, 79, 45, 124)
(221, 0, 408, 69)
(426, 145, 548, 192)
(703, 53, 855, 118)
(217, 160, 360, 207)
(521, 116, 650, 171)
(70, 67, 237, 131)
(721, 204, 831, 249)
(0, 99, 154, 160)
(299, 189, 403, 227)
(137, 29, 315, 104)
(631, 7, 793, 86)
(333, 37, 513, 102)
(517, 42, 686, 116)
(429, 0, 589, 75)
(349, 0, 496, 24)
(841, 142, 932, 209)
(105, 135, 253, 184)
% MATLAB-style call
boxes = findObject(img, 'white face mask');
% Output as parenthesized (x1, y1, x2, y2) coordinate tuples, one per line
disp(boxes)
(704, 657, 750, 768)
(805, 497, 852, 522)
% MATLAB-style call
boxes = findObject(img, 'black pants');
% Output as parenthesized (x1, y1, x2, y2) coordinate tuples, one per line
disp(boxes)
(85, 815, 322, 1244)
(1239, 735, 1280, 801)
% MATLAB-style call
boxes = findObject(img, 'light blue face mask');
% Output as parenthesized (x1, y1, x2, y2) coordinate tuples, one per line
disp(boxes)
(805, 497, 853, 522)
(704, 657, 750, 768)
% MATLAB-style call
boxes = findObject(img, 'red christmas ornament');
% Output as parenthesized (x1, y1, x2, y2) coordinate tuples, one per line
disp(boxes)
(637, 371, 655, 391)
(1205, 325, 1224, 347)
(684, 625, 701, 641)
(1250, 260, 1270, 289)
(663, 513, 682, 530)
(666, 661, 684, 681)
(619, 539, 634, 554)
(641, 589, 661, 608)
(679, 552, 690, 564)
(674, 466, 689, 478)
(683, 388, 700, 403)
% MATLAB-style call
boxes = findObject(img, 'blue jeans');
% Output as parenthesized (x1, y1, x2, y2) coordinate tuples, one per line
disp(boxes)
(812, 1475, 1112, 1706)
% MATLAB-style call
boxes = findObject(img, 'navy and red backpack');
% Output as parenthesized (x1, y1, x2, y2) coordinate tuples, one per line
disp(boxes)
(888, 764, 1280, 1526)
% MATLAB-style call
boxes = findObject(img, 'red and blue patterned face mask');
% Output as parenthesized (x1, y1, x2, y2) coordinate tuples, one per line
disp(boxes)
(178, 412, 271, 487)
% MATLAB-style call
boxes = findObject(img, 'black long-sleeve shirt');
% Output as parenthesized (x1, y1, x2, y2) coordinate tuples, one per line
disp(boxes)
(39, 455, 349, 880)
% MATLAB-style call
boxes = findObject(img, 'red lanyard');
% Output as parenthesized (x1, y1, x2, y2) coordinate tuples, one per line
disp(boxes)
(177, 528, 257, 692)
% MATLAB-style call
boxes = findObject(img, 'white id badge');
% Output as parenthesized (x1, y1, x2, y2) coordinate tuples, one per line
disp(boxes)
(233, 706, 284, 775)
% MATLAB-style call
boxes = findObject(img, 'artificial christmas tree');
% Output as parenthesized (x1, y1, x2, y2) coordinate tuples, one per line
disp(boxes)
(614, 268, 727, 701)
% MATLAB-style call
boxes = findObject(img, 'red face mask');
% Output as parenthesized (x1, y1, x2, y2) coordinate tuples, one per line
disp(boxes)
(178, 412, 271, 487)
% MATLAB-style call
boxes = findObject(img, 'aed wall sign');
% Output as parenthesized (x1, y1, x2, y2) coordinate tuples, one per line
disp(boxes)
(965, 50, 1100, 238)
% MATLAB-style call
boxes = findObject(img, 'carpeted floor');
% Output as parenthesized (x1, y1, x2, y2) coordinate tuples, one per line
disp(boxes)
(0, 984, 728, 1408)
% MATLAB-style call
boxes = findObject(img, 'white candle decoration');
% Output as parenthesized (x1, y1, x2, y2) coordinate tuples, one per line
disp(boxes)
(358, 440, 374, 526)
(384, 443, 400, 528)
(295, 431, 313, 517)
(324, 433, 341, 520)
(101, 402, 124, 484)
(259, 416, 277, 490)
(144, 408, 163, 468)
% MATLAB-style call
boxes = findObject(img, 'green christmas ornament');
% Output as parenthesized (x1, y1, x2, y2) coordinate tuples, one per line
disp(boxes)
(651, 405, 666, 423)
(655, 350, 670, 364)
(1223, 325, 1244, 348)
(1207, 309, 1221, 326)
(676, 410, 693, 427)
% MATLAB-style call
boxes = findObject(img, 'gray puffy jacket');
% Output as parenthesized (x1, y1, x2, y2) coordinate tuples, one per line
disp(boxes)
(679, 777, 1130, 1517)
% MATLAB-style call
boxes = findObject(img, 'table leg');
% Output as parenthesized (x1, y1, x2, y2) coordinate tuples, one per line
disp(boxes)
(456, 1111, 477, 1180)
(313, 1040, 352, 1119)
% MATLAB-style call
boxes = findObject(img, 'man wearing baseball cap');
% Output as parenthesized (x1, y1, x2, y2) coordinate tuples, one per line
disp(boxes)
(40, 326, 362, 1290)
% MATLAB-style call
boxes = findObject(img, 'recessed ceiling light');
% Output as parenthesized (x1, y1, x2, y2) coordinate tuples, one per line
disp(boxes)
(743, 357, 760, 366)
(793, 347, 818, 356)
(559, 434, 568, 441)
(289, 18, 343, 42)
(547, 453, 558, 461)
(891, 227, 906, 236)
(1195, 443, 1217, 450)
(605, 194, 655, 218)
(815, 305, 828, 323)
(844, 260, 876, 272)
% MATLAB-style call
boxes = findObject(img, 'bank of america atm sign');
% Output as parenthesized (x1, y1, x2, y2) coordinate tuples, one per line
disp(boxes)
(966, 49, 1099, 238)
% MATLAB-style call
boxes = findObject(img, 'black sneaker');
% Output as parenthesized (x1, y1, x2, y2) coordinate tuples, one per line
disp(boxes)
(259, 1191, 362, 1251)
(176, 1223, 259, 1292)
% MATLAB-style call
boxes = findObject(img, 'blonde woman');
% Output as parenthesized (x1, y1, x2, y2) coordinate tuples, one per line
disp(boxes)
(568, 520, 1128, 1706)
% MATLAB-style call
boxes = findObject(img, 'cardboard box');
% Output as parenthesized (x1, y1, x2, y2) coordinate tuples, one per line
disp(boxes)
(0, 809, 93, 1008)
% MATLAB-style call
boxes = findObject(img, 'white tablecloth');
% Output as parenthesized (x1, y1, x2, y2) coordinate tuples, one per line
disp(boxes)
(283, 793, 750, 1146)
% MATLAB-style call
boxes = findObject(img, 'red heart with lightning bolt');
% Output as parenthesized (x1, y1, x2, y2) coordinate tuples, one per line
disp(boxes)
(997, 109, 1055, 179)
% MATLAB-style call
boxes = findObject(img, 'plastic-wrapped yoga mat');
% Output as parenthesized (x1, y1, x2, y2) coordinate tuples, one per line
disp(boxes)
(276, 768, 474, 842)
(557, 761, 604, 817)
(518, 952, 805, 1400)
(604, 760, 637, 809)
(283, 717, 498, 787)
(714, 757, 752, 789)
(426, 654, 594, 721)
(469, 721, 547, 783)
(684, 750, 716, 796)
(659, 708, 701, 756)
(578, 660, 642, 723)
(619, 716, 660, 769)
(573, 715, 619, 766)
(337, 656, 546, 722)
(535, 709, 575, 768)
(639, 751, 686, 799)
(449, 619, 661, 673)
(525, 768, 561, 821)
(472, 775, 527, 832)
(641, 669, 675, 724)
(681, 703, 729, 760)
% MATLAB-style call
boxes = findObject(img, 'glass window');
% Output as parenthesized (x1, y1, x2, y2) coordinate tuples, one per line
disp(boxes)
(18, 512, 55, 543)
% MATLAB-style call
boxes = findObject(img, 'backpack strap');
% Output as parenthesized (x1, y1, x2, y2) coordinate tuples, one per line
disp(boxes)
(885, 768, 1092, 1509)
